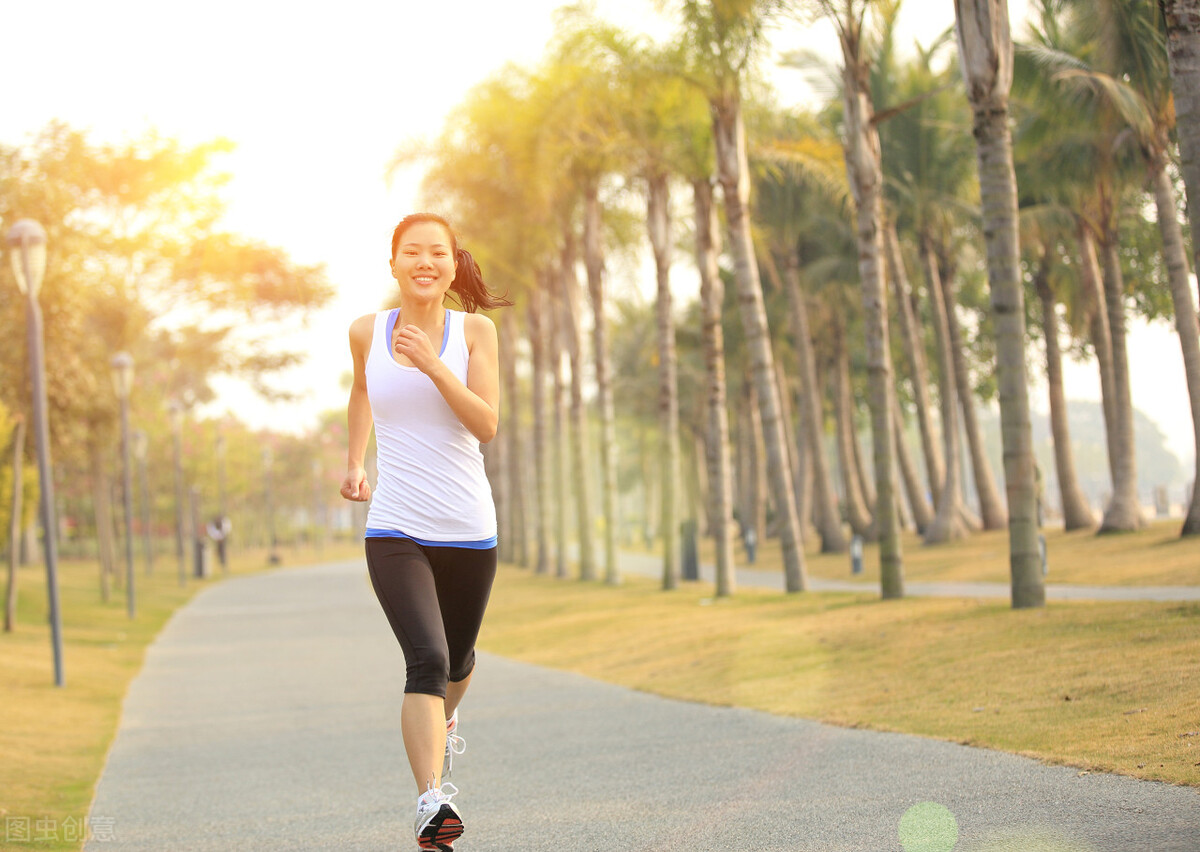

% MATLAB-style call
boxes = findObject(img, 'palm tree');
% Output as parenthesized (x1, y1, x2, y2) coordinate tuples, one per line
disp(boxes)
(752, 110, 850, 552)
(1017, 2, 1148, 533)
(954, 0, 1043, 608)
(816, 0, 904, 597)
(1162, 0, 1200, 535)
(1036, 0, 1200, 535)
(536, 27, 631, 581)
(693, 176, 739, 594)
(1027, 224, 1096, 530)
(670, 0, 807, 591)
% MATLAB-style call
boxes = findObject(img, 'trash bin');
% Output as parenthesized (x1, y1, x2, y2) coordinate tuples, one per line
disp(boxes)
(850, 534, 864, 576)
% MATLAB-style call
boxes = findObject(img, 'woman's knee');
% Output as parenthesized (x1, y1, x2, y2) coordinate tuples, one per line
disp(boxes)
(447, 649, 476, 684)
(405, 646, 451, 696)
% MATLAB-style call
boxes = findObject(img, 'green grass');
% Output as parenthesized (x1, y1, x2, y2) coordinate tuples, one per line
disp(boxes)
(479, 565, 1200, 789)
(0, 541, 362, 852)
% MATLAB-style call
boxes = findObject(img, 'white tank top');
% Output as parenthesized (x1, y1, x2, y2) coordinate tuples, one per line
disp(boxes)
(364, 308, 496, 544)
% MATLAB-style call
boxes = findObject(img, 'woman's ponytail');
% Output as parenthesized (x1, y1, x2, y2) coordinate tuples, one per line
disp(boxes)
(450, 246, 513, 313)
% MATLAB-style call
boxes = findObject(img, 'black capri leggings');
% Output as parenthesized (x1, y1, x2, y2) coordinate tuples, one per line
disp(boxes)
(365, 537, 497, 697)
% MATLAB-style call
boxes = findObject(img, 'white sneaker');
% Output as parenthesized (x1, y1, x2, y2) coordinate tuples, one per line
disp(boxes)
(415, 783, 463, 851)
(444, 711, 466, 776)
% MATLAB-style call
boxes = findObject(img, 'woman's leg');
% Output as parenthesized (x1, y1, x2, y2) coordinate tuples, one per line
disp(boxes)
(365, 538, 453, 793)
(444, 671, 472, 720)
(401, 693, 449, 792)
(430, 546, 497, 720)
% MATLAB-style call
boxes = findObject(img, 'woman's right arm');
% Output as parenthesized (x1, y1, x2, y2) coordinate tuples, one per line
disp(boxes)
(340, 314, 375, 502)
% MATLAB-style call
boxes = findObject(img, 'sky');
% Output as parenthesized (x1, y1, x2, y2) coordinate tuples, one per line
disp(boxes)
(2, 0, 1195, 469)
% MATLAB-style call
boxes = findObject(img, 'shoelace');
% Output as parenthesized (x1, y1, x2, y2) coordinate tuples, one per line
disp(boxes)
(418, 781, 459, 814)
(444, 729, 466, 776)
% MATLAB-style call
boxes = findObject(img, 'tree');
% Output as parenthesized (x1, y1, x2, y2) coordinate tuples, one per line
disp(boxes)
(816, 0, 904, 597)
(671, 0, 808, 591)
(954, 0, 1044, 607)
(1, 124, 332, 584)
(1131, 0, 1200, 535)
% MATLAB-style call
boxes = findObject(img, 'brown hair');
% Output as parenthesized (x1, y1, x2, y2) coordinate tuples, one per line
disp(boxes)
(390, 213, 513, 313)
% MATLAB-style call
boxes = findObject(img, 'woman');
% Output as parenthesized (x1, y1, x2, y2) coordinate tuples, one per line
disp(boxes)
(341, 212, 510, 851)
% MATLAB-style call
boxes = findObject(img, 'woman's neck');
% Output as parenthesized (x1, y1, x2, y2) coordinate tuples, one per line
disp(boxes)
(397, 299, 446, 330)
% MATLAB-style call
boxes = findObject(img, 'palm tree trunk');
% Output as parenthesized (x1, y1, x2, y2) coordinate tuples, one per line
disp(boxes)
(1149, 160, 1200, 535)
(741, 379, 768, 542)
(551, 273, 570, 580)
(712, 92, 806, 591)
(500, 317, 529, 566)
(1077, 223, 1119, 485)
(694, 178, 737, 595)
(583, 187, 620, 583)
(886, 221, 944, 505)
(783, 258, 847, 552)
(1097, 227, 1143, 531)
(527, 285, 551, 574)
(922, 235, 972, 543)
(940, 259, 1008, 529)
(850, 406, 877, 512)
(776, 361, 808, 537)
(955, 0, 1042, 606)
(759, 252, 808, 534)
(839, 18, 902, 597)
(1035, 256, 1095, 531)
(558, 230, 597, 579)
(892, 394, 934, 533)
(648, 173, 680, 590)
(833, 332, 875, 539)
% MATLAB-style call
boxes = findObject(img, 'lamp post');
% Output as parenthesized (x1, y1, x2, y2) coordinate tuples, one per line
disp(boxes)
(133, 430, 153, 576)
(215, 432, 228, 571)
(8, 219, 64, 686)
(263, 446, 279, 564)
(110, 353, 136, 619)
(168, 400, 186, 587)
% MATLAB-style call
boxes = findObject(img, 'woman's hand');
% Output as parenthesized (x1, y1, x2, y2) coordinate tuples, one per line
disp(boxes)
(394, 323, 440, 375)
(341, 466, 371, 502)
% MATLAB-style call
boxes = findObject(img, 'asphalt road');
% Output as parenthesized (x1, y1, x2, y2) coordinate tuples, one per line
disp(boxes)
(86, 559, 1200, 852)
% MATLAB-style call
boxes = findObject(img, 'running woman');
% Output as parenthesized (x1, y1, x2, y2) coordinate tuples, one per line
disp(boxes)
(340, 212, 511, 851)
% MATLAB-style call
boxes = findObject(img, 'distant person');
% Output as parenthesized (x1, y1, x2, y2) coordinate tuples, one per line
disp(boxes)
(340, 212, 511, 851)
(206, 515, 231, 570)
(743, 523, 758, 564)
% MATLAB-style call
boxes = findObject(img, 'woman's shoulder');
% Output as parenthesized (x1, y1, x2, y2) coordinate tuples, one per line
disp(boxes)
(461, 311, 496, 347)
(461, 311, 496, 333)
(349, 312, 379, 352)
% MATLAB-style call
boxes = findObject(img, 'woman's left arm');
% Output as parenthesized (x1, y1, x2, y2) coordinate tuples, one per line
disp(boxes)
(407, 313, 499, 443)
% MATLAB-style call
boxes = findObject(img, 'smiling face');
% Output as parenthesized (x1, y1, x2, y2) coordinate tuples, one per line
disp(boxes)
(390, 220, 458, 307)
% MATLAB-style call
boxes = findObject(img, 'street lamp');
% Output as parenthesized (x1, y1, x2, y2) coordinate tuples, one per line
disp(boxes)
(132, 430, 153, 576)
(8, 219, 64, 686)
(111, 353, 136, 619)
(168, 400, 186, 587)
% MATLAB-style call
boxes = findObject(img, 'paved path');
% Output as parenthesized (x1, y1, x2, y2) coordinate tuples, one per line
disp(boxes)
(87, 559, 1200, 852)
(614, 550, 1200, 602)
